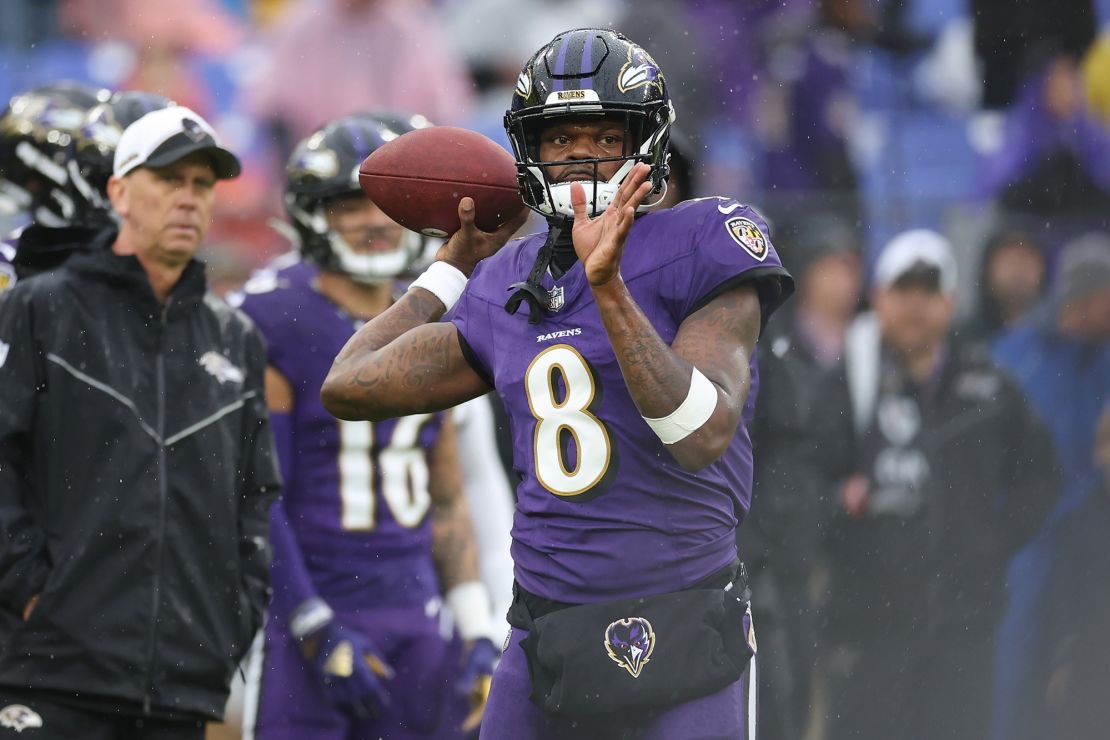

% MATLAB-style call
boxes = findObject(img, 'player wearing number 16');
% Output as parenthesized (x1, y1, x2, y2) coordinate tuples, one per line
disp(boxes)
(323, 29, 794, 739)
(236, 113, 500, 740)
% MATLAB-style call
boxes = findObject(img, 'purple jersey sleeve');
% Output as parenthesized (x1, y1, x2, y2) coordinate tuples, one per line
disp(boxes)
(663, 200, 792, 328)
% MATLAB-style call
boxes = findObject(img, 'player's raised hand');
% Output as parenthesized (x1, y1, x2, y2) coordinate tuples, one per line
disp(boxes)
(570, 162, 653, 287)
(436, 197, 530, 277)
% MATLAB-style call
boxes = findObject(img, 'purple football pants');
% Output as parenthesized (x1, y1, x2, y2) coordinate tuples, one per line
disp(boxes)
(480, 619, 757, 740)
(251, 603, 466, 740)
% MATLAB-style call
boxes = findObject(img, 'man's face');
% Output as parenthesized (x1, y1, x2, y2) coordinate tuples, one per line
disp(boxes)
(325, 193, 403, 254)
(537, 116, 628, 183)
(802, 250, 862, 320)
(988, 242, 1044, 319)
(109, 151, 216, 265)
(1059, 287, 1110, 341)
(874, 280, 955, 356)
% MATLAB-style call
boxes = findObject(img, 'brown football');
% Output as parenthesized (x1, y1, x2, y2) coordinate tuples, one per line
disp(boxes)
(358, 126, 525, 237)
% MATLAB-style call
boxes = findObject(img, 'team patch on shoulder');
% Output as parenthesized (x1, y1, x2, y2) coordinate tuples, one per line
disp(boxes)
(0, 704, 44, 732)
(725, 217, 768, 261)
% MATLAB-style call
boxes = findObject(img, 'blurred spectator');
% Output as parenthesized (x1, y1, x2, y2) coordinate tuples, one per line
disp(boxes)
(961, 227, 1048, 344)
(990, 232, 1110, 740)
(1041, 405, 1110, 740)
(756, 0, 865, 224)
(0, 0, 61, 48)
(248, 0, 475, 160)
(971, 0, 1097, 110)
(59, 0, 241, 115)
(1082, 30, 1110, 128)
(979, 52, 1110, 223)
(741, 213, 862, 740)
(813, 229, 1059, 740)
(995, 233, 1110, 506)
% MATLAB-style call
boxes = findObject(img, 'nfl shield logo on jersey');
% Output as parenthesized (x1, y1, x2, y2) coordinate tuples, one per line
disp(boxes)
(725, 217, 768, 262)
(0, 704, 44, 732)
(604, 617, 656, 678)
(547, 285, 565, 312)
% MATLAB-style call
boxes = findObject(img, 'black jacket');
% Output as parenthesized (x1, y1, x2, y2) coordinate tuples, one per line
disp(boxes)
(0, 237, 280, 720)
(813, 315, 1060, 642)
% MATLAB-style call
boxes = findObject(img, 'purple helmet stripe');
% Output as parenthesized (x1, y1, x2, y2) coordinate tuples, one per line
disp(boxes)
(344, 120, 367, 158)
(580, 33, 594, 89)
(551, 33, 573, 92)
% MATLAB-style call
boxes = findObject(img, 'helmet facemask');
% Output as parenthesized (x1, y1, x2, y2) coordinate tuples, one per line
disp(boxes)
(504, 29, 677, 220)
(286, 190, 423, 285)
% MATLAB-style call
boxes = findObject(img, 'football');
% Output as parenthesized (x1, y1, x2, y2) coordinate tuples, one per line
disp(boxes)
(358, 126, 525, 237)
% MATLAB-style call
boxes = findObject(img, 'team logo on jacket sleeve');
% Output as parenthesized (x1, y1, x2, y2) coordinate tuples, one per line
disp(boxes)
(604, 617, 656, 678)
(0, 704, 44, 732)
(199, 351, 245, 384)
(725, 217, 768, 261)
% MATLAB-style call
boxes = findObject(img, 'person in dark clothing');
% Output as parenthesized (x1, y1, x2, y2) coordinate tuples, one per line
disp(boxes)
(813, 229, 1060, 740)
(0, 106, 279, 739)
(960, 226, 1048, 345)
(741, 211, 862, 740)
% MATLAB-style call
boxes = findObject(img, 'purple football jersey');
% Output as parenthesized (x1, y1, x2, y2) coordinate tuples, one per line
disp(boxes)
(239, 262, 446, 608)
(447, 198, 791, 604)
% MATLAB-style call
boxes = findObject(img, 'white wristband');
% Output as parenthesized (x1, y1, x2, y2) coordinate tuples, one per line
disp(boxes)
(446, 581, 496, 642)
(643, 367, 718, 445)
(409, 261, 468, 312)
(289, 597, 334, 640)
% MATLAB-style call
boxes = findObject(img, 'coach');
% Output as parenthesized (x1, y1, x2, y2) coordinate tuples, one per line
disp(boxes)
(0, 107, 279, 739)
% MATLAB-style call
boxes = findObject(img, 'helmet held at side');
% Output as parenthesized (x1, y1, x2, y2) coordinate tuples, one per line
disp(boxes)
(504, 28, 676, 220)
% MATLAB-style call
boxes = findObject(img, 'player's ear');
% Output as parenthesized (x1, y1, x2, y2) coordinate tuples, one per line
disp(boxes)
(107, 174, 128, 217)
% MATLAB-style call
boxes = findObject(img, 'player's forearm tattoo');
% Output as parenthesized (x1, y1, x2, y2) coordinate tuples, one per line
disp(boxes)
(332, 290, 445, 371)
(593, 281, 760, 422)
(349, 329, 454, 391)
(592, 282, 693, 418)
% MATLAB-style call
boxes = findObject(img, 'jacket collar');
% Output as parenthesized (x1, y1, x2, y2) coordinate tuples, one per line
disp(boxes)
(66, 229, 209, 318)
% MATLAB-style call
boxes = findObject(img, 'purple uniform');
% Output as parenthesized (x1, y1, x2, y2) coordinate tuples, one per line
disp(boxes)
(448, 198, 789, 605)
(237, 262, 462, 740)
(448, 198, 787, 739)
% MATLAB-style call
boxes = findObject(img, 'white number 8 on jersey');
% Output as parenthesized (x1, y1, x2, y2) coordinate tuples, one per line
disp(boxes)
(525, 344, 613, 497)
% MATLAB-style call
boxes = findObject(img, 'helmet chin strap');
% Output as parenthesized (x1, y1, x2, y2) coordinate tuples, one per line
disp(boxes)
(327, 230, 418, 285)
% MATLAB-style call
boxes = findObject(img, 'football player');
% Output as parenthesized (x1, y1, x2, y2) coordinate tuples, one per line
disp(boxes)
(235, 112, 504, 740)
(0, 81, 109, 291)
(0, 85, 173, 289)
(321, 28, 794, 739)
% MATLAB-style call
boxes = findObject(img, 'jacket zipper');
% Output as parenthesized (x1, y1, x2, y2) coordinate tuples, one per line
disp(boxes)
(143, 300, 172, 714)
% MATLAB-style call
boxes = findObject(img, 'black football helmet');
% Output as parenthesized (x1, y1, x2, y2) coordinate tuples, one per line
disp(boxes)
(504, 28, 676, 219)
(285, 112, 424, 283)
(0, 81, 111, 227)
(70, 91, 175, 227)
